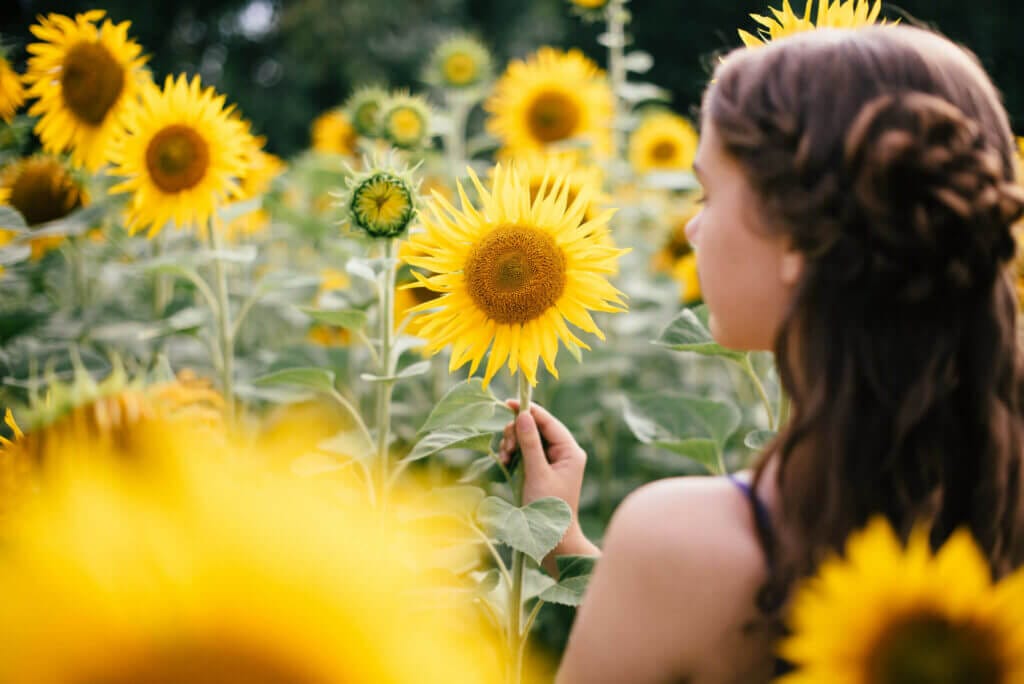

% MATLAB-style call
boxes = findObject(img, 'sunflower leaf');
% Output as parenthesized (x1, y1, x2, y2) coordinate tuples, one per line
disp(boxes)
(616, 81, 671, 103)
(419, 379, 510, 433)
(317, 426, 375, 464)
(0, 206, 27, 229)
(745, 429, 777, 451)
(0, 244, 31, 266)
(300, 307, 368, 331)
(623, 50, 654, 73)
(253, 367, 337, 394)
(622, 393, 740, 473)
(403, 428, 494, 464)
(459, 454, 499, 483)
(654, 305, 746, 363)
(538, 555, 598, 606)
(476, 496, 572, 565)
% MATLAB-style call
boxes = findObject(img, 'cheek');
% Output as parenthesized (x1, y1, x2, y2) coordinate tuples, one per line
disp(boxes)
(695, 208, 789, 351)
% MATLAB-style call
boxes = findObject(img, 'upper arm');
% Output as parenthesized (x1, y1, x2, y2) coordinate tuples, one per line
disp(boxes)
(555, 477, 765, 684)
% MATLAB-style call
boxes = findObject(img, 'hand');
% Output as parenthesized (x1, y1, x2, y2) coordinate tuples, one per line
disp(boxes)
(498, 400, 592, 562)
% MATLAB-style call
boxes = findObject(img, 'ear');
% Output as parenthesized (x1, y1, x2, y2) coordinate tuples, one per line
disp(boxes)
(779, 247, 804, 286)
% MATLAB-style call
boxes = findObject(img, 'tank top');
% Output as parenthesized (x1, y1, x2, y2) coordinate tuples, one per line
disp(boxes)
(727, 474, 795, 678)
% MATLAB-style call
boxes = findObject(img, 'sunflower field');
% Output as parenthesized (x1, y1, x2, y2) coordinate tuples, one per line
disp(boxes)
(1, 0, 1024, 682)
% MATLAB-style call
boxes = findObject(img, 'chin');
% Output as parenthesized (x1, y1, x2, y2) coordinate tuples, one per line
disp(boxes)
(708, 312, 769, 352)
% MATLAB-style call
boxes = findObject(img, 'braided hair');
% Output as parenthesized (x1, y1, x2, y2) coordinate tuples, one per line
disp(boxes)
(705, 24, 1024, 612)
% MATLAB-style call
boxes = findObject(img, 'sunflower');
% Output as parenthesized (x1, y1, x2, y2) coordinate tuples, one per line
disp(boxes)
(486, 47, 613, 158)
(0, 52, 25, 123)
(403, 164, 628, 387)
(0, 364, 222, 522)
(23, 10, 149, 171)
(311, 107, 359, 156)
(0, 155, 87, 259)
(739, 0, 886, 47)
(224, 137, 285, 241)
(108, 74, 250, 237)
(629, 111, 699, 175)
(345, 85, 389, 138)
(379, 92, 432, 150)
(0, 439, 508, 683)
(342, 165, 419, 238)
(505, 149, 607, 223)
(779, 517, 1024, 683)
(425, 35, 492, 90)
(652, 204, 701, 303)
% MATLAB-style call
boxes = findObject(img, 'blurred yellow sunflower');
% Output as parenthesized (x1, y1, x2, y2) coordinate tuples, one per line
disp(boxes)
(0, 155, 87, 259)
(653, 205, 701, 303)
(629, 111, 699, 174)
(345, 85, 389, 138)
(0, 442, 508, 683)
(506, 149, 607, 223)
(0, 365, 221, 520)
(311, 107, 359, 156)
(0, 53, 25, 123)
(739, 0, 886, 47)
(23, 10, 149, 170)
(224, 137, 285, 241)
(403, 164, 628, 387)
(426, 35, 492, 90)
(379, 92, 432, 150)
(108, 74, 250, 237)
(486, 47, 613, 158)
(779, 517, 1024, 683)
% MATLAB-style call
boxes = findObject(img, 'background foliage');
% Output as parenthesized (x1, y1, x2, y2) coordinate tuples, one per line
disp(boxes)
(4, 0, 1024, 156)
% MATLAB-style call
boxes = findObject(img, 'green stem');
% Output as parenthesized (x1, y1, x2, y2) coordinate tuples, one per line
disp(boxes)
(209, 226, 235, 424)
(606, 0, 628, 166)
(445, 93, 471, 182)
(508, 372, 533, 684)
(374, 238, 398, 505)
(714, 446, 728, 477)
(741, 354, 775, 431)
(152, 232, 170, 317)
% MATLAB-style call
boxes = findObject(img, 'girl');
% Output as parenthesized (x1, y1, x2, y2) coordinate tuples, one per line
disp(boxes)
(499, 24, 1024, 683)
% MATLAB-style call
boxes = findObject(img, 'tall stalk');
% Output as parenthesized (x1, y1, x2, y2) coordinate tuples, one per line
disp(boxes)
(606, 0, 629, 166)
(374, 238, 399, 504)
(507, 371, 533, 684)
(208, 225, 235, 423)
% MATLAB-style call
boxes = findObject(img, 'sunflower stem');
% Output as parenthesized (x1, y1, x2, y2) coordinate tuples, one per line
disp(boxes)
(152, 233, 171, 318)
(606, 0, 629, 167)
(507, 372, 533, 684)
(209, 225, 235, 424)
(741, 354, 775, 432)
(374, 238, 398, 506)
(444, 92, 472, 181)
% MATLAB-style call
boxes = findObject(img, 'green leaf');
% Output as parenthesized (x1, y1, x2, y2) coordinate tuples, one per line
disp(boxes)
(745, 429, 777, 451)
(538, 555, 598, 607)
(0, 206, 27, 229)
(0, 244, 31, 266)
(401, 485, 487, 521)
(654, 305, 746, 363)
(476, 496, 572, 565)
(301, 307, 368, 330)
(346, 257, 377, 283)
(403, 428, 494, 464)
(622, 393, 741, 473)
(523, 567, 558, 601)
(419, 379, 510, 433)
(623, 50, 654, 73)
(458, 454, 498, 483)
(253, 367, 336, 394)
(360, 360, 431, 383)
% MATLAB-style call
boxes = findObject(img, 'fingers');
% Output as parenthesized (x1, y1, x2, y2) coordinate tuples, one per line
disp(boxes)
(505, 400, 576, 447)
(515, 411, 549, 481)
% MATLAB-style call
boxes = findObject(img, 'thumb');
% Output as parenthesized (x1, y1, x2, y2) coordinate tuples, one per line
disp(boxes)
(515, 411, 549, 480)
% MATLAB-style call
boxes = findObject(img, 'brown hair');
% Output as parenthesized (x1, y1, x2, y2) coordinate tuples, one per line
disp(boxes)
(705, 24, 1024, 611)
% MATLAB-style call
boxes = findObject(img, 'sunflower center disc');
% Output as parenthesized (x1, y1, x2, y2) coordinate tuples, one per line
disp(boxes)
(9, 160, 82, 225)
(444, 53, 477, 85)
(90, 641, 321, 684)
(868, 612, 1004, 684)
(61, 41, 125, 125)
(527, 91, 580, 144)
(145, 125, 211, 193)
(651, 140, 678, 163)
(388, 108, 423, 144)
(464, 225, 567, 324)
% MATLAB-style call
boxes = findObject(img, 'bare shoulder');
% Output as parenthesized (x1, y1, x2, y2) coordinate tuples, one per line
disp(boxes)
(558, 475, 772, 683)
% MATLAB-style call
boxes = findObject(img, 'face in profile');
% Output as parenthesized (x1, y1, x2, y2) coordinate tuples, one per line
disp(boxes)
(686, 118, 803, 351)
